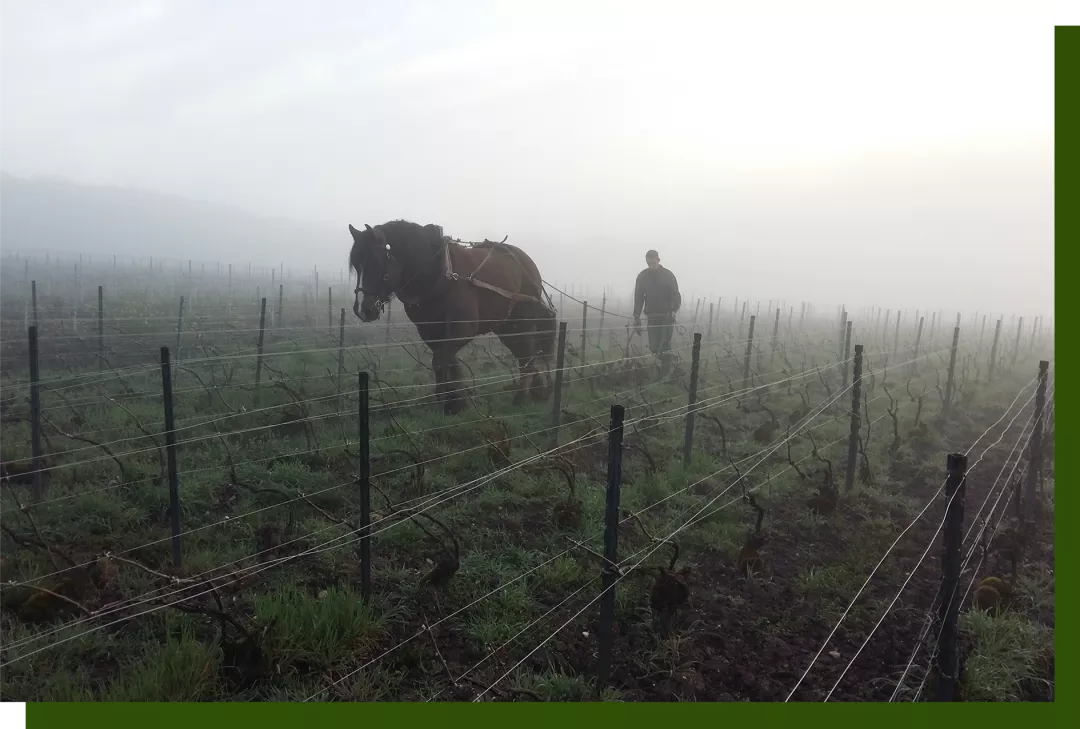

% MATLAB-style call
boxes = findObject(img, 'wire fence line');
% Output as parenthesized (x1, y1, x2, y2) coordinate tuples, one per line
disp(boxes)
(1, 337, 969, 484)
(819, 386, 1045, 701)
(887, 394, 1046, 702)
(0, 266, 1054, 701)
(1, 343, 953, 665)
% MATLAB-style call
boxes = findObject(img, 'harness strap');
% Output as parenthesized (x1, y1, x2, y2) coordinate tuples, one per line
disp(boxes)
(442, 240, 554, 313)
(468, 278, 546, 305)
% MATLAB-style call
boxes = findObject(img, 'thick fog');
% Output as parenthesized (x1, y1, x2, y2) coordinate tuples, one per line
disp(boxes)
(0, 0, 1055, 317)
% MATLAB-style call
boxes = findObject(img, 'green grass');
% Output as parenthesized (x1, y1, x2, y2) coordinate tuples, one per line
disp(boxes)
(0, 281, 1055, 702)
(960, 609, 1054, 701)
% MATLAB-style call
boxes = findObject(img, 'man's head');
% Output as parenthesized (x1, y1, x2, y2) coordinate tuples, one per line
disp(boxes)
(645, 249, 660, 269)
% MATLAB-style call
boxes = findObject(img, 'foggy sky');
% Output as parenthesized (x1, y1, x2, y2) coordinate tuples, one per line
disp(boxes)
(0, 0, 1055, 317)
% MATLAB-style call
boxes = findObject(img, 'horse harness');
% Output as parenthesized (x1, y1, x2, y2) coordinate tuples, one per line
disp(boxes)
(445, 239, 554, 311)
(355, 236, 555, 315)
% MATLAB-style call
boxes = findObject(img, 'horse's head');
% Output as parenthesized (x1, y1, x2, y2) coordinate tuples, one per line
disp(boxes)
(348, 223, 403, 322)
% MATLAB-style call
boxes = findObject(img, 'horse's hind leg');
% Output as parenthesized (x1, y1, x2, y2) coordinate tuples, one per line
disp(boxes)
(511, 353, 536, 407)
(494, 320, 531, 407)
(531, 314, 558, 401)
(514, 330, 550, 403)
(529, 343, 551, 401)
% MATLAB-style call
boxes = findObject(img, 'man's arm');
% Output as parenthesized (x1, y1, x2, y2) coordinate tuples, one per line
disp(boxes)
(633, 270, 646, 320)
(668, 270, 682, 313)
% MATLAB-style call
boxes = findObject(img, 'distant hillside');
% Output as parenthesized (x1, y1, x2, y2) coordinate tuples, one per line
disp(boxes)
(0, 172, 341, 269)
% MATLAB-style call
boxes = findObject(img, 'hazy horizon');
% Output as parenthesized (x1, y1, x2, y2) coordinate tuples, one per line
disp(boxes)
(0, 0, 1056, 318)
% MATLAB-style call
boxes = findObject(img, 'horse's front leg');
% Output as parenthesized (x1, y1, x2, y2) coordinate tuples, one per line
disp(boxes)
(434, 347, 468, 415)
(430, 350, 447, 407)
(444, 353, 469, 415)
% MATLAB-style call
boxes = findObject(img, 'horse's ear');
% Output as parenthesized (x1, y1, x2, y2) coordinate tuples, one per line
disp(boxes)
(348, 223, 361, 239)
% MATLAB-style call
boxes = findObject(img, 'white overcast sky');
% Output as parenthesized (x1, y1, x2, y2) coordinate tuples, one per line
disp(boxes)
(0, 0, 1057, 317)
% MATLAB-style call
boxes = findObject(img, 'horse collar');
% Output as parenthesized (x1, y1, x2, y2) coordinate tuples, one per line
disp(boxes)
(443, 243, 459, 282)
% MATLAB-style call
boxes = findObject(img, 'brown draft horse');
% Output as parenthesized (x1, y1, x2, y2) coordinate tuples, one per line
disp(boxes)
(348, 220, 558, 415)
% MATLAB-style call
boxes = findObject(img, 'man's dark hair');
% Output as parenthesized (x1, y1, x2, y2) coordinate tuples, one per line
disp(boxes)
(645, 249, 659, 260)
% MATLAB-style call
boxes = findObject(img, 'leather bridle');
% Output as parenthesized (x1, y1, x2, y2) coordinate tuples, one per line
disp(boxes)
(352, 240, 394, 319)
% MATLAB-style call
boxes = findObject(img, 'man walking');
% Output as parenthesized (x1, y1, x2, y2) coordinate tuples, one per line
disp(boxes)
(633, 249, 682, 378)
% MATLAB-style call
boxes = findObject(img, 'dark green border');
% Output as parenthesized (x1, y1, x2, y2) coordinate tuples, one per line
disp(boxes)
(1053, 23, 1071, 709)
(20, 703, 1063, 725)
(18, 23, 1071, 729)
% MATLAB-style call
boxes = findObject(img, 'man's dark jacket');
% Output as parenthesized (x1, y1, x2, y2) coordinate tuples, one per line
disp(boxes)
(633, 266, 682, 319)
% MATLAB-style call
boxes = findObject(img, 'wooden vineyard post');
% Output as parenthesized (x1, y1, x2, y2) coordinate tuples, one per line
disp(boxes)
(1024, 360, 1049, 520)
(599, 292, 607, 341)
(978, 315, 987, 356)
(596, 404, 625, 692)
(935, 453, 967, 701)
(771, 307, 780, 364)
(358, 372, 372, 603)
(799, 301, 806, 332)
(580, 300, 589, 367)
(1011, 317, 1024, 370)
(549, 322, 569, 450)
(328, 287, 333, 337)
(893, 311, 902, 354)
(254, 297, 267, 400)
(278, 284, 284, 331)
(28, 326, 44, 503)
(337, 308, 346, 410)
(911, 316, 925, 375)
(988, 318, 1003, 383)
(838, 308, 847, 359)
(943, 327, 961, 419)
(683, 332, 702, 467)
(160, 347, 183, 568)
(841, 320, 853, 388)
(707, 302, 714, 340)
(743, 315, 756, 385)
(844, 344, 863, 492)
(174, 296, 185, 377)
(97, 285, 104, 371)
(31, 280, 38, 327)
